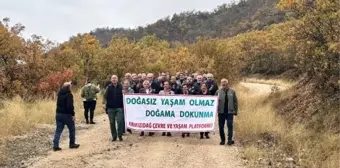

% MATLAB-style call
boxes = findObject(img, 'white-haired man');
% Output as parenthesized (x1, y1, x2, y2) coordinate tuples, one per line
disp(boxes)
(206, 73, 218, 95)
(215, 78, 238, 146)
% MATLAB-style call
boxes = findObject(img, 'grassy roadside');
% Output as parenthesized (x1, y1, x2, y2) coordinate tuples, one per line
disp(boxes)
(0, 90, 105, 139)
(234, 82, 339, 168)
(243, 77, 296, 88)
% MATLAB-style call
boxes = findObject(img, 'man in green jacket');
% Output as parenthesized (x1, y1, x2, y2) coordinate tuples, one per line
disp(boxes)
(215, 78, 238, 145)
(81, 80, 100, 124)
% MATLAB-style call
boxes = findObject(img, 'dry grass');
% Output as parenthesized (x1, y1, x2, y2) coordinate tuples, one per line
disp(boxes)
(235, 83, 340, 168)
(234, 84, 284, 141)
(244, 77, 296, 88)
(0, 90, 104, 139)
(243, 145, 264, 161)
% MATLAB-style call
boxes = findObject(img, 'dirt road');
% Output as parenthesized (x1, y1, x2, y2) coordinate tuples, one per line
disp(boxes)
(239, 82, 287, 95)
(28, 82, 276, 168)
(28, 114, 244, 168)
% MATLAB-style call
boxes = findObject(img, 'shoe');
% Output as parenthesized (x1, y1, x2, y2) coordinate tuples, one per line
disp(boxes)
(220, 141, 225, 145)
(90, 121, 96, 124)
(112, 137, 117, 141)
(200, 136, 204, 139)
(53, 147, 62, 151)
(127, 129, 132, 134)
(140, 132, 144, 136)
(182, 133, 185, 138)
(162, 132, 166, 136)
(149, 132, 154, 136)
(86, 120, 89, 124)
(69, 144, 80, 149)
(166, 132, 172, 137)
(227, 140, 235, 145)
(187, 133, 190, 137)
(118, 136, 123, 141)
(205, 133, 210, 139)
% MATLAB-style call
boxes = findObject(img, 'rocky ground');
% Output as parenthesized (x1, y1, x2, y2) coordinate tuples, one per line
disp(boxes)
(0, 124, 91, 168)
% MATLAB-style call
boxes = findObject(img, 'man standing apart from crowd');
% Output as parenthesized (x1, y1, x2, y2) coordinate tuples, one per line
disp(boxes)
(103, 75, 124, 141)
(81, 79, 100, 124)
(215, 78, 238, 145)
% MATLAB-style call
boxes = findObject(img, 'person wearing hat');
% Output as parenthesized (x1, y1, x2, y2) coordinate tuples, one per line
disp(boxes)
(53, 82, 80, 151)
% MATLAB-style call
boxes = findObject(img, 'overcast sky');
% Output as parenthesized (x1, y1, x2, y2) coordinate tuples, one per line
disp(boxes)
(0, 0, 235, 43)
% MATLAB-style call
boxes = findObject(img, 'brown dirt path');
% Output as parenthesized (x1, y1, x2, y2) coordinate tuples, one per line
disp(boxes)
(29, 113, 245, 168)
(29, 81, 281, 168)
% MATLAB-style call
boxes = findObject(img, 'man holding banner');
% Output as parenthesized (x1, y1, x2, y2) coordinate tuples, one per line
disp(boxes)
(215, 78, 238, 146)
(139, 80, 156, 137)
(158, 81, 175, 137)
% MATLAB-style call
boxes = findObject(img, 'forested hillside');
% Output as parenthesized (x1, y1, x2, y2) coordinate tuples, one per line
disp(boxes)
(90, 0, 285, 45)
(1, 0, 338, 100)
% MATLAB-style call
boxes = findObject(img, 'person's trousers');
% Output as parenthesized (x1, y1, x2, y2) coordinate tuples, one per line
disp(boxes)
(83, 100, 96, 121)
(122, 109, 126, 133)
(107, 108, 124, 138)
(218, 113, 234, 142)
(53, 113, 76, 148)
(200, 132, 209, 137)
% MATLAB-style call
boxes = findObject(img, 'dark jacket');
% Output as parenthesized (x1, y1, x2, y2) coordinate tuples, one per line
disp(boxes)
(206, 80, 218, 95)
(170, 82, 181, 94)
(131, 81, 142, 93)
(56, 87, 75, 116)
(103, 83, 124, 109)
(151, 80, 163, 94)
(198, 90, 213, 96)
(192, 82, 202, 95)
(187, 83, 196, 95)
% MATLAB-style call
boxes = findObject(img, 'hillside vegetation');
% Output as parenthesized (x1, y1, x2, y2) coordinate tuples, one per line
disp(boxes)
(1, 0, 338, 99)
(91, 0, 286, 45)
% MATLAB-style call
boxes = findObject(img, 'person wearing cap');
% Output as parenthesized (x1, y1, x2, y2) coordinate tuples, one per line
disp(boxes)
(53, 82, 80, 151)
(215, 78, 238, 146)
(81, 79, 100, 124)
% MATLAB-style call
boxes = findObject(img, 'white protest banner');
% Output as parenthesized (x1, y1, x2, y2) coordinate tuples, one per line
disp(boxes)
(123, 94, 218, 132)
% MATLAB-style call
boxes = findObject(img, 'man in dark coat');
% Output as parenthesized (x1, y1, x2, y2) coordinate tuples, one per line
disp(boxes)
(103, 75, 124, 142)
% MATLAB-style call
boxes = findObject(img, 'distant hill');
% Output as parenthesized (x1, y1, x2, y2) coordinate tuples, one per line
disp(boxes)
(90, 0, 285, 45)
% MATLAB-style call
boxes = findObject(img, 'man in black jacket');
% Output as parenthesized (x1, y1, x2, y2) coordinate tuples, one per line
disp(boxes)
(103, 75, 124, 141)
(53, 82, 80, 151)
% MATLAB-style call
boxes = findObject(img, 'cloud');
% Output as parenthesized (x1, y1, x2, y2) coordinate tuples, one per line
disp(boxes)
(0, 0, 231, 42)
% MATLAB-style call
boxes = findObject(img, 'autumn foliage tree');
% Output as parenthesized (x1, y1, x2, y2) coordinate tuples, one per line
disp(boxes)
(1, 0, 339, 99)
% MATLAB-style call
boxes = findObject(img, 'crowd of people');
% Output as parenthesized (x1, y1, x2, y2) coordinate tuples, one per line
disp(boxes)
(52, 71, 238, 152)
